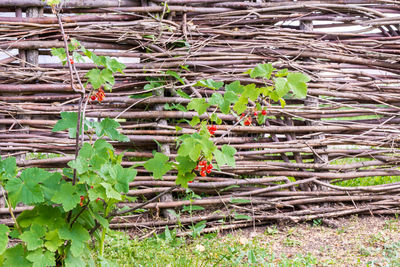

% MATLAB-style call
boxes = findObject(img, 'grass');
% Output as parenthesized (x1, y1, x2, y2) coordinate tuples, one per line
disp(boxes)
(330, 157, 400, 187)
(103, 216, 400, 266)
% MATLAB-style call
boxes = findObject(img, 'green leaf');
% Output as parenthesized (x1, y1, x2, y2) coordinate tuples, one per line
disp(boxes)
(97, 118, 129, 142)
(20, 223, 46, 251)
(230, 198, 251, 204)
(26, 249, 56, 267)
(166, 70, 185, 85)
(3, 244, 31, 267)
(143, 153, 173, 179)
(242, 83, 260, 102)
(233, 97, 248, 115)
(114, 166, 137, 193)
(209, 93, 224, 107)
(44, 230, 63, 252)
(93, 139, 114, 159)
(100, 182, 122, 200)
(194, 79, 224, 90)
(187, 98, 210, 115)
(0, 156, 17, 180)
(176, 89, 191, 99)
(52, 112, 78, 138)
(274, 77, 290, 98)
(213, 145, 236, 168)
(107, 58, 126, 74)
(51, 47, 66, 64)
(225, 80, 244, 94)
(287, 72, 311, 99)
(0, 224, 9, 254)
(85, 69, 102, 89)
(210, 113, 222, 125)
(58, 224, 90, 257)
(67, 157, 89, 175)
(189, 116, 200, 127)
(100, 68, 115, 89)
(6, 168, 51, 207)
(247, 63, 274, 79)
(176, 172, 196, 188)
(276, 68, 288, 77)
(51, 183, 80, 212)
(178, 137, 201, 161)
(234, 214, 252, 220)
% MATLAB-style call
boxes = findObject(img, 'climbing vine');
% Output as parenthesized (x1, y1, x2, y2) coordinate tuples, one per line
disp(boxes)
(0, 2, 310, 265)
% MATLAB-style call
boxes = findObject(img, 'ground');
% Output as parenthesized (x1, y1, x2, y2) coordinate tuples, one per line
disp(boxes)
(104, 215, 400, 266)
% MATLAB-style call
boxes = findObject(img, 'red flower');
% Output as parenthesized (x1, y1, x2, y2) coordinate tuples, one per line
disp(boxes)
(262, 109, 267, 116)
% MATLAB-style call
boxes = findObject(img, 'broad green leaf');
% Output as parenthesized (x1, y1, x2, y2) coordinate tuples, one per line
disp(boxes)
(194, 79, 224, 90)
(210, 113, 222, 125)
(100, 182, 122, 200)
(107, 58, 126, 74)
(44, 230, 63, 252)
(213, 145, 236, 168)
(6, 168, 51, 207)
(41, 172, 63, 201)
(58, 224, 90, 257)
(209, 93, 224, 106)
(51, 47, 66, 64)
(178, 137, 201, 161)
(0, 156, 17, 180)
(0, 224, 9, 254)
(114, 166, 137, 193)
(187, 98, 210, 115)
(233, 97, 248, 115)
(67, 157, 89, 175)
(78, 143, 94, 159)
(248, 63, 274, 79)
(93, 139, 114, 159)
(276, 68, 288, 77)
(176, 171, 196, 188)
(189, 116, 200, 127)
(274, 77, 290, 98)
(26, 249, 56, 267)
(97, 118, 129, 142)
(3, 244, 31, 267)
(20, 223, 46, 251)
(85, 69, 102, 89)
(100, 68, 115, 89)
(287, 72, 311, 99)
(242, 83, 260, 101)
(176, 156, 197, 173)
(51, 183, 80, 212)
(225, 80, 244, 94)
(143, 153, 172, 179)
(52, 112, 78, 138)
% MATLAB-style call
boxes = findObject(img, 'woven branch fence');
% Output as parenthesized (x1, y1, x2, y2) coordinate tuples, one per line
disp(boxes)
(1, 0, 400, 232)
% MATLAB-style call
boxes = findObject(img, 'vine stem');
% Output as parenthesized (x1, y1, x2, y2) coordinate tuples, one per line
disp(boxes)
(56, 10, 85, 186)
(0, 187, 22, 234)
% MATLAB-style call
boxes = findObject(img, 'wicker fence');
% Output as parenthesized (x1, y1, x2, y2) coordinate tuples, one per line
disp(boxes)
(1, 0, 400, 231)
